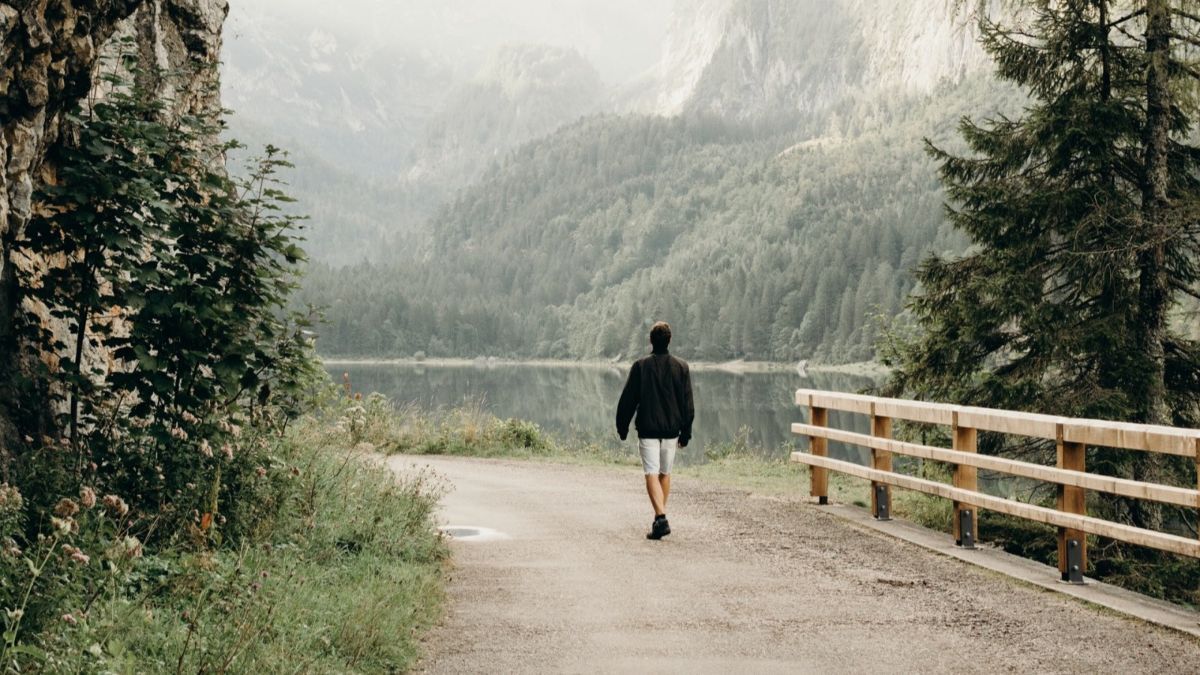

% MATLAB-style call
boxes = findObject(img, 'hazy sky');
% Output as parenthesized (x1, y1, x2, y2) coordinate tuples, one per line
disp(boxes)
(228, 0, 674, 83)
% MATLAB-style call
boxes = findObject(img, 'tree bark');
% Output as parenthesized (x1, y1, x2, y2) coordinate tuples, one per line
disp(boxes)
(1130, 0, 1173, 531)
(1138, 0, 1171, 427)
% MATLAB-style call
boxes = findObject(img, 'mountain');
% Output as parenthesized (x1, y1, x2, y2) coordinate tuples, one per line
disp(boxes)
(405, 45, 607, 192)
(222, 4, 625, 264)
(299, 75, 1022, 361)
(222, 9, 452, 176)
(628, 0, 990, 119)
(292, 0, 1024, 362)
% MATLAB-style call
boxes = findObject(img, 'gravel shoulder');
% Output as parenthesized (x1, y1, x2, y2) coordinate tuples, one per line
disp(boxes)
(388, 455, 1199, 674)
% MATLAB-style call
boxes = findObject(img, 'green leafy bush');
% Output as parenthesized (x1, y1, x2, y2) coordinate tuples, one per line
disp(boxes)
(0, 52, 433, 670)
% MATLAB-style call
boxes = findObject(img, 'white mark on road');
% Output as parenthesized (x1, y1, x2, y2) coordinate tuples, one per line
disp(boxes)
(440, 525, 509, 542)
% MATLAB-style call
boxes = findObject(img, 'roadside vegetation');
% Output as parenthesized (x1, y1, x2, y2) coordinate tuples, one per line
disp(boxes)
(0, 57, 446, 672)
(3, 395, 448, 672)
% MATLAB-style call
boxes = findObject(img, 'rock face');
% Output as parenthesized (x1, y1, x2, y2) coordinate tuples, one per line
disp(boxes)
(635, 0, 991, 119)
(409, 45, 606, 187)
(0, 0, 227, 445)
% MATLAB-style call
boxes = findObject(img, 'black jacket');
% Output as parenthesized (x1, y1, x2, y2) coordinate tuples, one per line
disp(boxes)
(615, 348, 694, 444)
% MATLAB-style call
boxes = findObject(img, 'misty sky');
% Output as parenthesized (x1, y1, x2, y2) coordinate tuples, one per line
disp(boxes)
(227, 0, 674, 83)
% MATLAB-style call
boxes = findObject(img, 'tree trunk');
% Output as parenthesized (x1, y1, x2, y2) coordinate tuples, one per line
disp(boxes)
(1138, 0, 1171, 427)
(1130, 0, 1173, 531)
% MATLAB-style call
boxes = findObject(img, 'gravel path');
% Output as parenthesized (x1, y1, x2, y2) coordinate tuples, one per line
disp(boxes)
(388, 455, 1199, 674)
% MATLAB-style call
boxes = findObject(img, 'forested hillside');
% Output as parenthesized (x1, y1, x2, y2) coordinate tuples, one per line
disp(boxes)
(298, 75, 1021, 362)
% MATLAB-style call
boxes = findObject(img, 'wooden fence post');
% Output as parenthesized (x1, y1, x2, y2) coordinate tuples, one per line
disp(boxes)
(870, 405, 892, 519)
(810, 403, 829, 505)
(952, 412, 978, 547)
(1057, 423, 1088, 581)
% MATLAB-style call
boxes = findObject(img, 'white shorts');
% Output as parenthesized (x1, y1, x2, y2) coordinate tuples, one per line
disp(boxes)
(638, 437, 678, 475)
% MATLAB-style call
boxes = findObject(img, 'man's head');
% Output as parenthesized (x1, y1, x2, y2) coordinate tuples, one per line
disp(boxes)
(650, 321, 672, 351)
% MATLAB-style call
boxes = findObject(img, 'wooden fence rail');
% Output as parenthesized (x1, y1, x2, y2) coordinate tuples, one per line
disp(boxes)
(790, 389, 1200, 582)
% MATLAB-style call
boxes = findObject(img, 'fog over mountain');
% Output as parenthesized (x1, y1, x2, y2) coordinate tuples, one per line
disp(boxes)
(222, 0, 673, 263)
(223, 0, 1020, 362)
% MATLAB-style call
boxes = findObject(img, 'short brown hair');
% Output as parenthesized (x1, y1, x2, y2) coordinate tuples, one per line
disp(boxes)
(650, 321, 671, 350)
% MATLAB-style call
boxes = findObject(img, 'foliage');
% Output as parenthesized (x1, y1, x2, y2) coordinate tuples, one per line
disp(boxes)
(13, 57, 316, 543)
(883, 1, 1200, 570)
(0, 53, 419, 670)
(296, 75, 1025, 364)
(886, 1, 1200, 429)
(0, 409, 448, 673)
(332, 394, 558, 458)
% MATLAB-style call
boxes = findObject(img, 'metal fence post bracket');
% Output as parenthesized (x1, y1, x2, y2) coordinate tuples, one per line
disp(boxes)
(874, 483, 890, 521)
(957, 508, 975, 549)
(1065, 539, 1085, 584)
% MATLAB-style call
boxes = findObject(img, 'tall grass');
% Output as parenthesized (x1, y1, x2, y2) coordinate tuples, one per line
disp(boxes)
(5, 402, 448, 673)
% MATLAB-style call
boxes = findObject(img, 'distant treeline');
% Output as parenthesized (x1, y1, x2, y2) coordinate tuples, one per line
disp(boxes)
(297, 76, 1021, 363)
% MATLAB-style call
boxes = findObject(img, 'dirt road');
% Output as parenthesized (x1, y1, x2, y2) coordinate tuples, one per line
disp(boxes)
(387, 455, 1198, 674)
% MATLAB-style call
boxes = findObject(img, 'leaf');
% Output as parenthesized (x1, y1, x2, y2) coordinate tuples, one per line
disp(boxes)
(7, 644, 48, 661)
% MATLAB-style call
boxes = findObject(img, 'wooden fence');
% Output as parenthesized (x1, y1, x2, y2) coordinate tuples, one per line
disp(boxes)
(790, 389, 1200, 582)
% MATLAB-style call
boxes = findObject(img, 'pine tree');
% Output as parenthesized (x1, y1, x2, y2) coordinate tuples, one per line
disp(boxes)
(884, 1, 1200, 530)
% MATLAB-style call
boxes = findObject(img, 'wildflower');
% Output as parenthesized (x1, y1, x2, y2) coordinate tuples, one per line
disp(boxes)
(59, 437, 70, 446)
(111, 536, 143, 560)
(255, 466, 267, 478)
(229, 423, 242, 438)
(79, 487, 97, 509)
(62, 545, 89, 565)
(181, 411, 199, 424)
(199, 439, 213, 458)
(62, 613, 77, 626)
(0, 484, 22, 509)
(102, 494, 129, 518)
(221, 443, 234, 460)
(6, 609, 23, 622)
(51, 516, 75, 536)
(170, 427, 189, 441)
(3, 538, 21, 557)
(290, 466, 300, 477)
(54, 497, 80, 518)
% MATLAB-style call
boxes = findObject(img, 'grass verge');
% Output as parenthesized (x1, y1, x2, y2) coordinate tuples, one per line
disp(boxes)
(4, 407, 448, 673)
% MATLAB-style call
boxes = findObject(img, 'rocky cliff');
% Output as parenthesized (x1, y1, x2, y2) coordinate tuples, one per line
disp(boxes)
(634, 0, 990, 119)
(0, 0, 227, 447)
(408, 44, 606, 187)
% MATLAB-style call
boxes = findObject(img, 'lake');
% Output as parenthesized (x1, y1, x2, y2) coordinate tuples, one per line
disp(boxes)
(328, 362, 880, 465)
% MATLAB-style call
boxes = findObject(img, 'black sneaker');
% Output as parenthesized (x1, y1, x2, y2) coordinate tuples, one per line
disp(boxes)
(647, 517, 671, 540)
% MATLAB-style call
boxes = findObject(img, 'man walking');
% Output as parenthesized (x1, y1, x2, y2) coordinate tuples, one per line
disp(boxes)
(616, 321, 694, 540)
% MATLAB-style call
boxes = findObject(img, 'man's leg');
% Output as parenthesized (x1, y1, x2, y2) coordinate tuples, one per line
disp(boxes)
(644, 474, 665, 516)
(659, 437, 678, 510)
(639, 438, 665, 516)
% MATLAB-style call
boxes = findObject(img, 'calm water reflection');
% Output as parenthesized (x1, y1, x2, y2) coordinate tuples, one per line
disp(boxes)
(331, 362, 881, 465)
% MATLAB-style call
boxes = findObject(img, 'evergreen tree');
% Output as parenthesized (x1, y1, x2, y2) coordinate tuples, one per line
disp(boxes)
(884, 1, 1200, 532)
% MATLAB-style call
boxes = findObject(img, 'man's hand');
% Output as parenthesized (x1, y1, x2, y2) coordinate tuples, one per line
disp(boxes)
(618, 429, 628, 441)
(679, 437, 689, 448)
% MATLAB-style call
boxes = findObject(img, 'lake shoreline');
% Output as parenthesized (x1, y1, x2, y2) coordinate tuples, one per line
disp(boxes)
(320, 356, 890, 377)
